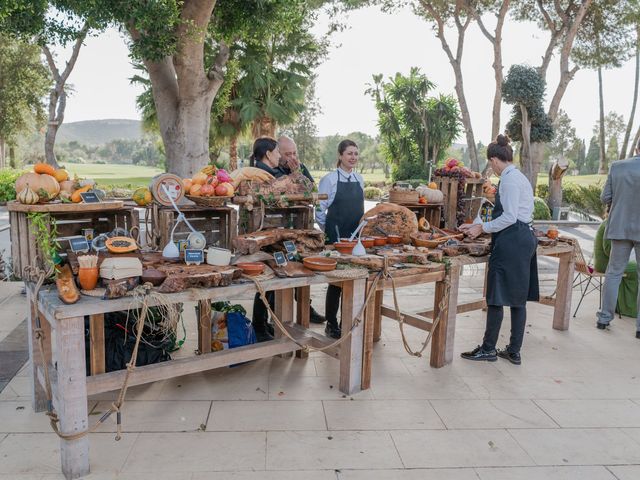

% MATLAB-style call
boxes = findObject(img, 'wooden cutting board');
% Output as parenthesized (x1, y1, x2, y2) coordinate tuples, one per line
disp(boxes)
(266, 260, 315, 278)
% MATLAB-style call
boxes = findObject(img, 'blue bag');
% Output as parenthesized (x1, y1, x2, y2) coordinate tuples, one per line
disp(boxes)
(226, 312, 257, 349)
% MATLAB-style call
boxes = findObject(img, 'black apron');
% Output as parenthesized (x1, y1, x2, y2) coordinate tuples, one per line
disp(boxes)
(486, 179, 539, 307)
(325, 170, 364, 244)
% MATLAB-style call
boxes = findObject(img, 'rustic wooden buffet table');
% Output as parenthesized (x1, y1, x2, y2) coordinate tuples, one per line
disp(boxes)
(26, 273, 368, 480)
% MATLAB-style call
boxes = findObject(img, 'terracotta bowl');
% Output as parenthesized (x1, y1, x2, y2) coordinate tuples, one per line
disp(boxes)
(386, 234, 403, 245)
(236, 262, 265, 276)
(334, 241, 356, 255)
(360, 237, 375, 248)
(372, 236, 387, 246)
(303, 256, 337, 272)
(141, 268, 167, 287)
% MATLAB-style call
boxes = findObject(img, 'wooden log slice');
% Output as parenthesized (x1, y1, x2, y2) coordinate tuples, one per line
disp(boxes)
(361, 203, 418, 243)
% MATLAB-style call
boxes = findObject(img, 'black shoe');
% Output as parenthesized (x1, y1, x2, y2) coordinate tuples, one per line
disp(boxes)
(636, 331, 640, 339)
(460, 346, 497, 362)
(497, 348, 521, 365)
(325, 322, 341, 339)
(310, 307, 326, 324)
(255, 330, 273, 343)
(596, 322, 608, 330)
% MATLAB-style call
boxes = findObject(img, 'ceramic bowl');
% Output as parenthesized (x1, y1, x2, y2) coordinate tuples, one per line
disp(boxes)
(360, 237, 375, 248)
(334, 241, 356, 255)
(372, 236, 387, 246)
(207, 247, 232, 266)
(236, 262, 265, 276)
(302, 257, 337, 272)
(386, 234, 403, 245)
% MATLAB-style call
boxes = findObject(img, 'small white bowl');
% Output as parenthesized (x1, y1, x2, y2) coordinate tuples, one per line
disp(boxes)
(207, 247, 233, 266)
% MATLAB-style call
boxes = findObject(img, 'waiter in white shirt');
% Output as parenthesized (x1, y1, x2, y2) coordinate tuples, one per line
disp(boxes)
(459, 134, 539, 365)
(316, 139, 365, 338)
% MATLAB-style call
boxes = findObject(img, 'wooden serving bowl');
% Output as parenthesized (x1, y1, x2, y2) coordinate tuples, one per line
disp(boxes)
(386, 234, 403, 245)
(334, 241, 356, 255)
(303, 256, 337, 272)
(236, 262, 265, 276)
(372, 236, 387, 246)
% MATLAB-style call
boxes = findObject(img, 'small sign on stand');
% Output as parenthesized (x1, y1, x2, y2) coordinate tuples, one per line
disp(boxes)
(273, 251, 288, 267)
(185, 249, 204, 265)
(69, 236, 90, 253)
(80, 192, 101, 203)
(283, 240, 298, 261)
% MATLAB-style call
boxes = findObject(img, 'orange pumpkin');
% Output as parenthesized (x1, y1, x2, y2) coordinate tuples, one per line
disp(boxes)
(546, 227, 559, 240)
(428, 182, 438, 190)
(53, 169, 69, 182)
(34, 163, 56, 176)
(59, 180, 76, 194)
(15, 173, 60, 202)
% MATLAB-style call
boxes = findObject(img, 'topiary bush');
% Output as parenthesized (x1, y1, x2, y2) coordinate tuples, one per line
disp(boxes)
(0, 168, 26, 202)
(364, 186, 382, 200)
(533, 196, 551, 220)
(536, 183, 549, 200)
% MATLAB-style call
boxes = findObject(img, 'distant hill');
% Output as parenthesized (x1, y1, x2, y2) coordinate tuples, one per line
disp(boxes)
(57, 119, 143, 145)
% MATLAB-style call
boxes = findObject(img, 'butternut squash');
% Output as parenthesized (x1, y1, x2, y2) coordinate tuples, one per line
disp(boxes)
(71, 185, 92, 203)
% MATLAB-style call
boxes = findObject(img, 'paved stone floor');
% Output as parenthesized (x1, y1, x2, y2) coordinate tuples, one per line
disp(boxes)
(1, 225, 639, 479)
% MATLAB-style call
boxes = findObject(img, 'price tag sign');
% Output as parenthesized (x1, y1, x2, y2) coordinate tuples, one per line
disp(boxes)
(69, 236, 90, 253)
(80, 191, 101, 203)
(283, 240, 297, 254)
(184, 249, 204, 265)
(273, 251, 288, 267)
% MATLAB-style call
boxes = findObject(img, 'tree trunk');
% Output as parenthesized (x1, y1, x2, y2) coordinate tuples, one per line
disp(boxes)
(252, 116, 276, 139)
(548, 157, 569, 213)
(622, 28, 640, 159)
(520, 104, 533, 186)
(597, 66, 607, 174)
(452, 67, 478, 172)
(631, 124, 640, 157)
(9, 145, 16, 168)
(0, 138, 5, 169)
(529, 142, 546, 192)
(229, 134, 239, 171)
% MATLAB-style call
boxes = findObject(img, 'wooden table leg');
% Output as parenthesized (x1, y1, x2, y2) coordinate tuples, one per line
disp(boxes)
(89, 314, 105, 375)
(361, 280, 376, 390)
(552, 251, 574, 331)
(372, 289, 383, 342)
(55, 316, 90, 480)
(339, 278, 366, 394)
(430, 263, 461, 368)
(197, 300, 212, 354)
(26, 289, 52, 412)
(275, 288, 295, 357)
(295, 286, 311, 359)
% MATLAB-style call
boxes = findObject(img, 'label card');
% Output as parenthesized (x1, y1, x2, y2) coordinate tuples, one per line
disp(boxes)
(69, 236, 90, 253)
(185, 249, 204, 265)
(273, 251, 288, 267)
(283, 240, 297, 254)
(80, 192, 101, 203)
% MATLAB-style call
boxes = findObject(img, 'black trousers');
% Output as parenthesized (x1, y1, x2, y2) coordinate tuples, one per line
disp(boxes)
(252, 291, 316, 327)
(481, 305, 527, 353)
(325, 284, 342, 327)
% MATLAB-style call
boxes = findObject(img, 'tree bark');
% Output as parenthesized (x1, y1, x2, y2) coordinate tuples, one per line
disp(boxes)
(622, 27, 640, 159)
(597, 65, 607, 174)
(0, 138, 5, 169)
(520, 104, 533, 186)
(41, 25, 88, 169)
(9, 145, 16, 168)
(548, 157, 569, 213)
(631, 124, 640, 158)
(229, 134, 238, 171)
(252, 116, 276, 139)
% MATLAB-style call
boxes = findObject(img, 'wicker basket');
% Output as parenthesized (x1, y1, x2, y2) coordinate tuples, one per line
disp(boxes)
(410, 231, 464, 248)
(185, 195, 233, 207)
(389, 189, 419, 204)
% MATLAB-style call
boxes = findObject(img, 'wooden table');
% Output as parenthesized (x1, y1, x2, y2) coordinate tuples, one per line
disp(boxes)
(27, 273, 368, 479)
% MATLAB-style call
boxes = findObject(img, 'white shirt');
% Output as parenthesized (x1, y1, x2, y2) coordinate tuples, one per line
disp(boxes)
(477, 164, 534, 233)
(316, 168, 365, 230)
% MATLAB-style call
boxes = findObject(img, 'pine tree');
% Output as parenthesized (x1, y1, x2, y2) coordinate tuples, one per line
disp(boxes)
(575, 139, 587, 173)
(585, 136, 600, 174)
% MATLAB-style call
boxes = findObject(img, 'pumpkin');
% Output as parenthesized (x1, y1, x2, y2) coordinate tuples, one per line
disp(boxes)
(428, 182, 438, 190)
(183, 178, 193, 194)
(192, 172, 208, 185)
(422, 188, 444, 203)
(105, 236, 138, 253)
(17, 185, 39, 205)
(53, 169, 69, 182)
(418, 197, 427, 204)
(132, 187, 152, 206)
(59, 180, 76, 193)
(546, 227, 559, 240)
(33, 162, 56, 176)
(15, 172, 60, 202)
(71, 185, 92, 203)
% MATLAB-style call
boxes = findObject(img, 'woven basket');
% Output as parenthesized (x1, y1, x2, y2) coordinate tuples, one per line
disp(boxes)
(186, 195, 233, 207)
(389, 189, 419, 204)
(323, 267, 369, 279)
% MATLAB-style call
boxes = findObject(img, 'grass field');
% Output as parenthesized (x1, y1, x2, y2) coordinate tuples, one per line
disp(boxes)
(65, 163, 607, 189)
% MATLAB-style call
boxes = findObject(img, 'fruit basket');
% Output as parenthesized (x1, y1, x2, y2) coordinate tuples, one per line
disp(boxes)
(186, 195, 234, 207)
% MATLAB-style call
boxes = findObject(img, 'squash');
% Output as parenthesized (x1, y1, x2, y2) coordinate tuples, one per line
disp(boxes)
(546, 227, 559, 240)
(59, 180, 76, 194)
(33, 162, 56, 176)
(422, 188, 444, 203)
(17, 185, 39, 205)
(71, 185, 92, 203)
(428, 182, 438, 190)
(192, 172, 208, 185)
(53, 169, 69, 182)
(105, 236, 138, 254)
(132, 187, 152, 206)
(55, 264, 80, 304)
(15, 172, 60, 202)
(418, 217, 430, 232)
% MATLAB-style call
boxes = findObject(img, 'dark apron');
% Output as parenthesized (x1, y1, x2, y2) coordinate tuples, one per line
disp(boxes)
(486, 184, 539, 306)
(325, 171, 364, 244)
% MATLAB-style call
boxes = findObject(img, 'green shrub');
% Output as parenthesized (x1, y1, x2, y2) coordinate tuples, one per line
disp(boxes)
(364, 186, 382, 200)
(398, 178, 430, 188)
(0, 169, 26, 202)
(533, 196, 551, 220)
(536, 183, 549, 200)
(565, 183, 605, 218)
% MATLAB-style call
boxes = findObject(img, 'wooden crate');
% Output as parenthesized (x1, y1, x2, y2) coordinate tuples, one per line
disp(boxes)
(238, 204, 314, 234)
(397, 203, 443, 228)
(433, 177, 484, 229)
(151, 203, 237, 250)
(7, 201, 139, 279)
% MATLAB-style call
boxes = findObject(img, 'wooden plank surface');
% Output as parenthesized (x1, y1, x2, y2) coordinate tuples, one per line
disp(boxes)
(339, 278, 367, 394)
(372, 290, 383, 343)
(89, 314, 105, 375)
(430, 264, 460, 368)
(7, 200, 124, 213)
(27, 289, 51, 412)
(380, 305, 433, 332)
(197, 300, 212, 354)
(553, 251, 574, 331)
(295, 286, 311, 359)
(361, 282, 376, 390)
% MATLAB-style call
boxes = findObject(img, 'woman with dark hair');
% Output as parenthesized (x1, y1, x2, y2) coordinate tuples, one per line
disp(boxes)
(316, 139, 365, 338)
(251, 137, 282, 178)
(459, 134, 539, 365)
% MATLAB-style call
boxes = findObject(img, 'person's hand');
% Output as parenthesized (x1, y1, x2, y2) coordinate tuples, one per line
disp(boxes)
(285, 155, 300, 171)
(460, 223, 483, 239)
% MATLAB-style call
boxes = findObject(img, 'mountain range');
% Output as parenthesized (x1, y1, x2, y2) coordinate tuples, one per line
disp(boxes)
(57, 119, 144, 145)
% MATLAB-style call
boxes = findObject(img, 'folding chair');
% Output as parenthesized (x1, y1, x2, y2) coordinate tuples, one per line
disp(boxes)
(571, 240, 607, 317)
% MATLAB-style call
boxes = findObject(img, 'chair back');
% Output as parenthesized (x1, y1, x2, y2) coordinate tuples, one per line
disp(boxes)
(566, 238, 591, 275)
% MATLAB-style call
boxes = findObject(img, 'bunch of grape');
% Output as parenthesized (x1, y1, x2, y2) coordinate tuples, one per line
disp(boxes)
(432, 168, 468, 226)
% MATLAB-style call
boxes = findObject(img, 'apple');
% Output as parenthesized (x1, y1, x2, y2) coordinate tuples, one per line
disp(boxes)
(207, 175, 219, 188)
(215, 182, 234, 196)
(200, 183, 215, 196)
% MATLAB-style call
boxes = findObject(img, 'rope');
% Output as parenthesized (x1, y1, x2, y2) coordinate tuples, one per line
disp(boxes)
(248, 272, 382, 353)
(25, 267, 153, 442)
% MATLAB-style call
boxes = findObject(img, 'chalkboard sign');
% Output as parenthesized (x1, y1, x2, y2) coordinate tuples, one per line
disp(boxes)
(283, 240, 297, 254)
(69, 236, 90, 253)
(273, 251, 288, 267)
(184, 249, 204, 265)
(80, 191, 101, 203)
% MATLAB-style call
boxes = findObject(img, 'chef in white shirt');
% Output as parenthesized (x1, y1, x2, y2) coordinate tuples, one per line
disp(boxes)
(459, 134, 539, 365)
(316, 140, 365, 338)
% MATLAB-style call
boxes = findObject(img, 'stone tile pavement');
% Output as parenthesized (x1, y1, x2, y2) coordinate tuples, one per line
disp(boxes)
(0, 224, 639, 479)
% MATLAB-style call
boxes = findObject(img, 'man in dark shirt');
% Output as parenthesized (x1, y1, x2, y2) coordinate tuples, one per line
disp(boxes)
(277, 135, 314, 182)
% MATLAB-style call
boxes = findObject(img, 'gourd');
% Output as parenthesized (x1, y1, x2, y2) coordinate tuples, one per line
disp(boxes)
(105, 236, 138, 253)
(418, 217, 430, 232)
(416, 185, 444, 203)
(17, 185, 39, 205)
(15, 172, 60, 202)
(71, 185, 92, 203)
(34, 162, 56, 176)
(53, 169, 69, 182)
(132, 187, 152, 206)
(59, 180, 76, 193)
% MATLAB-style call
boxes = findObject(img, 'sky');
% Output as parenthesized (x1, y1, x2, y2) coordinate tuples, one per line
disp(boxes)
(52, 4, 638, 146)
